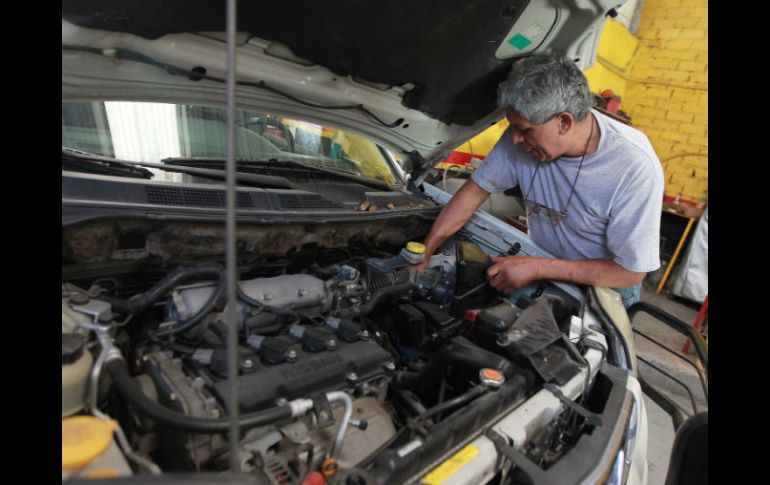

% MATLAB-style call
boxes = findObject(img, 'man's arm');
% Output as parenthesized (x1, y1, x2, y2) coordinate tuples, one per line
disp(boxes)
(416, 179, 491, 271)
(486, 255, 646, 294)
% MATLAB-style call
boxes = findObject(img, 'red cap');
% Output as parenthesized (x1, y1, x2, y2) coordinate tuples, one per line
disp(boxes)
(301, 471, 326, 485)
(465, 309, 481, 323)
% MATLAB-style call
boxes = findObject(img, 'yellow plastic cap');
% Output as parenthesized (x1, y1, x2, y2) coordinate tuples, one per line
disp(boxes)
(86, 468, 121, 478)
(406, 242, 426, 254)
(62, 416, 117, 470)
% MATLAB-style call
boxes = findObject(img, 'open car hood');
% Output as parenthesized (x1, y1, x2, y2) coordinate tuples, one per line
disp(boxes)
(62, 0, 618, 173)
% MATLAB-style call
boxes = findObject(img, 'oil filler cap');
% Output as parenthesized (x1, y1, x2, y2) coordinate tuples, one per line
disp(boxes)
(62, 416, 117, 470)
(479, 368, 505, 388)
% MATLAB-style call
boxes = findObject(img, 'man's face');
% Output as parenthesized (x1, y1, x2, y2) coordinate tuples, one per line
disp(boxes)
(506, 109, 563, 162)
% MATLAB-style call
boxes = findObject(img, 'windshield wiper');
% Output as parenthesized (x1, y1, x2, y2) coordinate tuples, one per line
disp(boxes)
(163, 157, 392, 191)
(62, 149, 294, 189)
(63, 147, 155, 179)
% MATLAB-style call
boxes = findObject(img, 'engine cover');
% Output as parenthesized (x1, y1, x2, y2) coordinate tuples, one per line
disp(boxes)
(211, 340, 391, 412)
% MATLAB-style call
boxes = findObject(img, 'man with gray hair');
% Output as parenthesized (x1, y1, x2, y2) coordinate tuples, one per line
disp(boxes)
(417, 55, 664, 308)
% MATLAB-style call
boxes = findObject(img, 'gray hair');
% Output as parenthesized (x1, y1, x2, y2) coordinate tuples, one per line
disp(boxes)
(497, 55, 594, 123)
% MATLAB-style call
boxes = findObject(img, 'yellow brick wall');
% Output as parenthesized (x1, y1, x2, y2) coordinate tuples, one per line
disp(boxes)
(584, 18, 639, 98)
(623, 0, 708, 203)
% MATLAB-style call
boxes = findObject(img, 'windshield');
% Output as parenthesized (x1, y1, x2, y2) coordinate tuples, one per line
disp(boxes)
(62, 101, 399, 185)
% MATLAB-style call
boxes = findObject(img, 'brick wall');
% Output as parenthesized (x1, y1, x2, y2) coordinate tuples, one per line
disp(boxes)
(623, 0, 708, 203)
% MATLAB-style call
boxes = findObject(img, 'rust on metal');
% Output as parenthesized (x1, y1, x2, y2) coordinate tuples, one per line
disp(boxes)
(62, 218, 431, 264)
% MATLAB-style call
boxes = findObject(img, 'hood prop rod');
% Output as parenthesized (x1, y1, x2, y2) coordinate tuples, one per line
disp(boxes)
(224, 0, 240, 474)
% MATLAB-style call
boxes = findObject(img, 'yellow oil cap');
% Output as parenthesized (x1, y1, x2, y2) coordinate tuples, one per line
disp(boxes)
(406, 242, 426, 254)
(62, 416, 117, 470)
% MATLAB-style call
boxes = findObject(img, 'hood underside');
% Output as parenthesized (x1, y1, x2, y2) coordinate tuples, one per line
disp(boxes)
(63, 0, 533, 125)
(62, 0, 617, 162)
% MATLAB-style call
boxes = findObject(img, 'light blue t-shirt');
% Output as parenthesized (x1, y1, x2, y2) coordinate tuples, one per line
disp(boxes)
(471, 110, 664, 273)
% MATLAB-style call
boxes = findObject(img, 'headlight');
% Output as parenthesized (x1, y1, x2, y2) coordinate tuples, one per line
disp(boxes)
(607, 396, 640, 485)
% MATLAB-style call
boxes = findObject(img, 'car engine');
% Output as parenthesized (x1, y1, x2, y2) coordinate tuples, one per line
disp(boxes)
(62, 238, 589, 482)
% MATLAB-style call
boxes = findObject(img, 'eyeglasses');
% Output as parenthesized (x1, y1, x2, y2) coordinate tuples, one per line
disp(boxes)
(522, 113, 596, 228)
(526, 199, 568, 226)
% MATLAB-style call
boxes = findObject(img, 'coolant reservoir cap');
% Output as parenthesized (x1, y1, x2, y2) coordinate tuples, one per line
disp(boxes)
(406, 242, 426, 254)
(479, 368, 505, 388)
(62, 416, 117, 470)
(62, 333, 86, 365)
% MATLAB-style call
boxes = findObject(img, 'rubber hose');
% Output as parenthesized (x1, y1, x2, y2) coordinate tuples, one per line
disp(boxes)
(417, 386, 487, 423)
(337, 281, 413, 318)
(104, 265, 222, 315)
(106, 360, 292, 433)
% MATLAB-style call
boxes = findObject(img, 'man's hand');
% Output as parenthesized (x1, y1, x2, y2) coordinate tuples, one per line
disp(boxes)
(486, 255, 646, 292)
(410, 261, 429, 273)
(486, 255, 544, 294)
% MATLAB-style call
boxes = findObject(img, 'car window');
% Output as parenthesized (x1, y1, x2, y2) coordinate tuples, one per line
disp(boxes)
(62, 101, 399, 185)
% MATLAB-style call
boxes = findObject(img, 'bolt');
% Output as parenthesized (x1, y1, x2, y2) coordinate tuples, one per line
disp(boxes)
(263, 293, 273, 301)
(319, 411, 329, 421)
(169, 393, 177, 401)
(298, 288, 307, 297)
(242, 359, 254, 371)
(384, 361, 396, 372)
(359, 330, 370, 341)
(326, 339, 338, 351)
(276, 398, 288, 406)
(347, 372, 359, 382)
(210, 409, 220, 418)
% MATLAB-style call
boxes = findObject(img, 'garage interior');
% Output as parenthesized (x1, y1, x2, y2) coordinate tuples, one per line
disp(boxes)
(61, 0, 707, 481)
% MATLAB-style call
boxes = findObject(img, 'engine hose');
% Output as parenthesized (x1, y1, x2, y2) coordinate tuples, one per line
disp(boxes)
(367, 269, 411, 292)
(417, 385, 487, 423)
(103, 265, 223, 315)
(106, 359, 304, 434)
(336, 281, 413, 318)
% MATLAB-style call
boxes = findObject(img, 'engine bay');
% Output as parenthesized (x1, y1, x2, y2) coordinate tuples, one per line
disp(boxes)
(62, 231, 609, 483)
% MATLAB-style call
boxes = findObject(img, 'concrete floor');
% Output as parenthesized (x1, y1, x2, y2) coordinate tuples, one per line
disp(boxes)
(633, 282, 707, 485)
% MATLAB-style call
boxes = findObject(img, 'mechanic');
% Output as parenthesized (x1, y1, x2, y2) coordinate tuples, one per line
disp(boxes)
(417, 55, 664, 308)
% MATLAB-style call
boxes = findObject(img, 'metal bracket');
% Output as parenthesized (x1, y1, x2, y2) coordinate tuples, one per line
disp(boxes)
(485, 429, 556, 485)
(311, 394, 335, 428)
(544, 383, 603, 427)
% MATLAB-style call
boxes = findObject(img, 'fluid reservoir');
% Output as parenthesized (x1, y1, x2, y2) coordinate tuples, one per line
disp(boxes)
(62, 333, 93, 417)
(62, 416, 131, 478)
(399, 241, 426, 264)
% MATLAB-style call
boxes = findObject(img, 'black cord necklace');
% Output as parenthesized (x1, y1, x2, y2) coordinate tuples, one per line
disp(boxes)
(523, 114, 595, 223)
